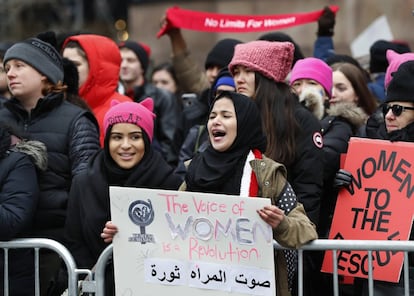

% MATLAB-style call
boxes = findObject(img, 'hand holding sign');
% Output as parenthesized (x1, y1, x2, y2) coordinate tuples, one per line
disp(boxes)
(101, 221, 118, 243)
(322, 137, 414, 283)
(334, 169, 353, 189)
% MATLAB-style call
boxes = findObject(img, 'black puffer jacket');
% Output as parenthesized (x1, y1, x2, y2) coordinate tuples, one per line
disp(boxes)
(0, 138, 47, 295)
(318, 102, 367, 236)
(0, 141, 47, 239)
(0, 92, 100, 242)
(286, 102, 324, 226)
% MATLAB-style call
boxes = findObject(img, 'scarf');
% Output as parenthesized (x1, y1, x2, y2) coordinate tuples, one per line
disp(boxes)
(387, 120, 414, 142)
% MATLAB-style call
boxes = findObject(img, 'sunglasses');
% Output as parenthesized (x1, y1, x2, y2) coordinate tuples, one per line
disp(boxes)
(382, 104, 414, 116)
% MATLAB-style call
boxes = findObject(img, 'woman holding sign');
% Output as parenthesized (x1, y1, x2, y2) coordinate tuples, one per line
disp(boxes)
(184, 91, 317, 296)
(104, 91, 317, 295)
(103, 91, 317, 295)
(336, 60, 414, 295)
(53, 99, 183, 296)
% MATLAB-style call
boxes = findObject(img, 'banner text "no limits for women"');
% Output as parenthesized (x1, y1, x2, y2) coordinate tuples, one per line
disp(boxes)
(204, 17, 296, 29)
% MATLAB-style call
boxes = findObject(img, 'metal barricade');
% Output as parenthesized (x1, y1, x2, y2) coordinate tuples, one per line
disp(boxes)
(274, 239, 414, 296)
(88, 239, 414, 296)
(0, 238, 90, 296)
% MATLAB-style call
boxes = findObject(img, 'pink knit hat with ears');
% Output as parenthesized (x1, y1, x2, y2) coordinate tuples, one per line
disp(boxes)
(228, 40, 294, 83)
(385, 49, 414, 89)
(103, 98, 156, 142)
(290, 57, 333, 98)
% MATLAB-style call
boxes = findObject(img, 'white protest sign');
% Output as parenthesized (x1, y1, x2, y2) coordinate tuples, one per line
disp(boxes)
(110, 187, 276, 296)
(350, 15, 393, 58)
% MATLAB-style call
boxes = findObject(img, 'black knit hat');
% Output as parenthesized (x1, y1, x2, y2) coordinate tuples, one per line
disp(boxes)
(369, 40, 411, 74)
(119, 40, 149, 75)
(258, 31, 305, 66)
(386, 60, 414, 103)
(204, 38, 242, 70)
(4, 38, 63, 84)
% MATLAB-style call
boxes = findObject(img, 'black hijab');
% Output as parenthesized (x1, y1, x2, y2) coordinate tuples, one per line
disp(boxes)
(185, 91, 266, 194)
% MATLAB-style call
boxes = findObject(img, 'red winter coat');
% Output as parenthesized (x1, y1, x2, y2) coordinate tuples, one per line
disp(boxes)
(63, 34, 132, 145)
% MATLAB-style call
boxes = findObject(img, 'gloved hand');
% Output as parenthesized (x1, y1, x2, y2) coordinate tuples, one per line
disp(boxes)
(317, 6, 336, 37)
(334, 169, 352, 188)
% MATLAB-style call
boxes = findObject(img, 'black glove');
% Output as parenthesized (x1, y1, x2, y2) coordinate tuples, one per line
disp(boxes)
(317, 6, 336, 37)
(334, 169, 352, 188)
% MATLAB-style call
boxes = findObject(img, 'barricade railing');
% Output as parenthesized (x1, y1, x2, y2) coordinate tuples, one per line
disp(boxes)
(90, 239, 414, 296)
(273, 239, 414, 296)
(0, 238, 90, 296)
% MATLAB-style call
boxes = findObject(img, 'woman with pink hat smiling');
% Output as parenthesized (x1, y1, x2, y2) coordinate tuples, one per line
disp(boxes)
(62, 98, 182, 295)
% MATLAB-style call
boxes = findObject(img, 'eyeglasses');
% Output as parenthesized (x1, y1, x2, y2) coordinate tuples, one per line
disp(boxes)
(382, 104, 414, 116)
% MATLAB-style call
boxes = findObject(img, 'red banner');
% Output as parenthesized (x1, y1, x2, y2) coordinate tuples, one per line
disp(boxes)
(157, 6, 339, 38)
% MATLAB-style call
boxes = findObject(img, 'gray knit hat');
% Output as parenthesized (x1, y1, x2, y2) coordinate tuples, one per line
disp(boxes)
(4, 38, 63, 84)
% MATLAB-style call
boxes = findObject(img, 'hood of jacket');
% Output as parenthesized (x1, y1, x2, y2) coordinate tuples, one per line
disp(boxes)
(13, 140, 48, 171)
(326, 101, 368, 129)
(299, 87, 325, 120)
(63, 34, 121, 110)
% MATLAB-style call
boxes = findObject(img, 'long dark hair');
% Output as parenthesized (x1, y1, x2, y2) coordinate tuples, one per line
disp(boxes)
(254, 73, 300, 165)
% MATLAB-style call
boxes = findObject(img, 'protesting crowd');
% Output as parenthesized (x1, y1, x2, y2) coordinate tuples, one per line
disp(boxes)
(1, 4, 414, 296)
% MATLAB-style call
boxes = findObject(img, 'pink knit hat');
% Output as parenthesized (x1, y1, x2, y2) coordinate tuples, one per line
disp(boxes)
(385, 49, 414, 89)
(228, 40, 294, 83)
(103, 98, 156, 142)
(290, 57, 333, 98)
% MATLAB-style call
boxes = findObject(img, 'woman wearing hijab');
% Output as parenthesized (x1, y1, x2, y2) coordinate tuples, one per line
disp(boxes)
(182, 91, 317, 295)
(104, 91, 317, 296)
(63, 98, 182, 295)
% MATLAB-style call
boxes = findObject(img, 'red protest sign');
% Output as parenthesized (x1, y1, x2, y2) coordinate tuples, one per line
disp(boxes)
(322, 137, 414, 283)
(157, 6, 339, 38)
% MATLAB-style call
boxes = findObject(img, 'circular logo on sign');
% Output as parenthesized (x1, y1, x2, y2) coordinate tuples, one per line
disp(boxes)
(128, 199, 154, 226)
(313, 132, 323, 148)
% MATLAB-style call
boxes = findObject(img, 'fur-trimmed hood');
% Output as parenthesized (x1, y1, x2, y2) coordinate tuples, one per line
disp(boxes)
(326, 101, 368, 129)
(12, 140, 48, 171)
(298, 87, 325, 120)
(298, 87, 368, 130)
